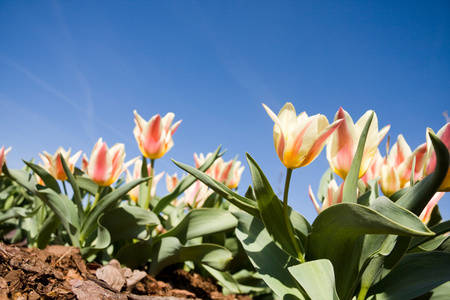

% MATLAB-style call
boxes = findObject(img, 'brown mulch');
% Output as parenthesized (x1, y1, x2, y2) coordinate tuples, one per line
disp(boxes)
(0, 243, 251, 300)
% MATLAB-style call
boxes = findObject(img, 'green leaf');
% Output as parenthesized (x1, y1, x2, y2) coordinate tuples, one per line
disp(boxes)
(368, 252, 450, 300)
(289, 259, 340, 300)
(317, 168, 335, 203)
(59, 154, 84, 219)
(23, 161, 61, 194)
(246, 153, 303, 259)
(342, 112, 374, 203)
(99, 205, 160, 242)
(37, 212, 60, 249)
(172, 160, 260, 217)
(153, 146, 224, 214)
(2, 165, 38, 194)
(233, 211, 308, 300)
(0, 207, 34, 222)
(80, 177, 149, 241)
(156, 208, 237, 244)
(75, 175, 98, 195)
(114, 241, 153, 269)
(410, 220, 450, 250)
(307, 197, 434, 299)
(36, 186, 80, 247)
(149, 236, 232, 275)
(396, 132, 450, 215)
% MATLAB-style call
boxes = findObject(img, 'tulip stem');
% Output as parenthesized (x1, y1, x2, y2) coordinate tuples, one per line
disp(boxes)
(92, 186, 103, 210)
(62, 181, 68, 195)
(144, 159, 155, 210)
(283, 168, 305, 263)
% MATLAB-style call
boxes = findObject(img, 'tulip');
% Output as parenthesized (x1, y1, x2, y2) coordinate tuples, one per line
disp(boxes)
(419, 192, 445, 224)
(309, 179, 343, 213)
(39, 147, 82, 181)
(263, 103, 343, 169)
(194, 153, 245, 189)
(85, 138, 137, 186)
(133, 110, 181, 160)
(166, 173, 180, 193)
(424, 123, 450, 191)
(126, 159, 164, 203)
(360, 149, 384, 184)
(0, 146, 12, 175)
(326, 107, 390, 180)
(379, 135, 427, 196)
(184, 180, 212, 208)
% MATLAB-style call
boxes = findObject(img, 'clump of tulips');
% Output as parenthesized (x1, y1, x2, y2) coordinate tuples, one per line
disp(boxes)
(1, 103, 450, 299)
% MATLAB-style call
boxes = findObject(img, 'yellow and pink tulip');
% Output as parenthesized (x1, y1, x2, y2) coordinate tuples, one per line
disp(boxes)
(85, 138, 137, 186)
(326, 107, 390, 179)
(133, 110, 181, 160)
(424, 123, 450, 192)
(39, 147, 82, 181)
(126, 159, 164, 203)
(263, 102, 343, 169)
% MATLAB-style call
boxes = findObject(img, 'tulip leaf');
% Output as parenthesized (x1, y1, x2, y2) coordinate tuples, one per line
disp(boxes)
(2, 165, 38, 194)
(307, 197, 434, 300)
(410, 220, 450, 250)
(75, 175, 98, 195)
(172, 160, 260, 217)
(99, 205, 160, 242)
(233, 211, 308, 300)
(246, 153, 304, 259)
(342, 112, 374, 204)
(368, 252, 450, 300)
(0, 207, 35, 223)
(36, 186, 80, 247)
(59, 154, 84, 220)
(23, 161, 61, 194)
(114, 241, 153, 269)
(153, 146, 224, 214)
(80, 177, 149, 241)
(149, 236, 233, 275)
(288, 259, 340, 300)
(156, 208, 237, 244)
(37, 212, 60, 249)
(396, 132, 450, 215)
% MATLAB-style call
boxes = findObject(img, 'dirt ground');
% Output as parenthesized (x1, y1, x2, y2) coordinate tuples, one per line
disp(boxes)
(0, 243, 252, 300)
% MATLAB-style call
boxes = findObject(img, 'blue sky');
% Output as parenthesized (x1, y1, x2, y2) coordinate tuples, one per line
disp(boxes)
(1, 0, 449, 222)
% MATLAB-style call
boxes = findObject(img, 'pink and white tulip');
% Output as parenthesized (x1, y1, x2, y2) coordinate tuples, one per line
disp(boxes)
(133, 110, 181, 160)
(361, 149, 384, 184)
(309, 179, 343, 213)
(326, 108, 390, 179)
(419, 192, 445, 224)
(85, 138, 137, 186)
(0, 146, 12, 175)
(126, 159, 164, 203)
(166, 173, 180, 193)
(194, 153, 245, 189)
(39, 147, 82, 181)
(263, 103, 343, 169)
(379, 135, 427, 196)
(424, 123, 450, 192)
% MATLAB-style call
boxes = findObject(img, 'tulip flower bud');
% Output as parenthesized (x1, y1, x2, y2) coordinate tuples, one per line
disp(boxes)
(0, 146, 12, 175)
(424, 123, 450, 192)
(39, 147, 81, 181)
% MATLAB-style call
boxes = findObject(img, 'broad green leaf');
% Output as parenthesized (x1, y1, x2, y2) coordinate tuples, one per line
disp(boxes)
(368, 252, 450, 300)
(203, 265, 269, 295)
(246, 153, 303, 259)
(75, 175, 98, 195)
(289, 259, 340, 300)
(114, 241, 153, 269)
(410, 220, 450, 250)
(233, 211, 308, 300)
(396, 133, 450, 215)
(37, 186, 80, 247)
(23, 161, 61, 194)
(37, 212, 60, 249)
(156, 208, 237, 244)
(2, 165, 38, 194)
(149, 236, 232, 275)
(153, 146, 224, 214)
(59, 154, 84, 219)
(138, 155, 149, 208)
(307, 197, 433, 300)
(99, 206, 160, 242)
(172, 160, 260, 217)
(342, 112, 374, 203)
(0, 207, 34, 222)
(80, 177, 149, 241)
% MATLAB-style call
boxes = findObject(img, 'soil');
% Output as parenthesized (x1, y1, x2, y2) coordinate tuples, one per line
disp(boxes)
(0, 243, 252, 300)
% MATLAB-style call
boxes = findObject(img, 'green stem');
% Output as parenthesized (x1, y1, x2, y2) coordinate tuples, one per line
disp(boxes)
(62, 181, 68, 195)
(144, 159, 155, 210)
(283, 168, 305, 263)
(357, 286, 369, 300)
(91, 186, 103, 210)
